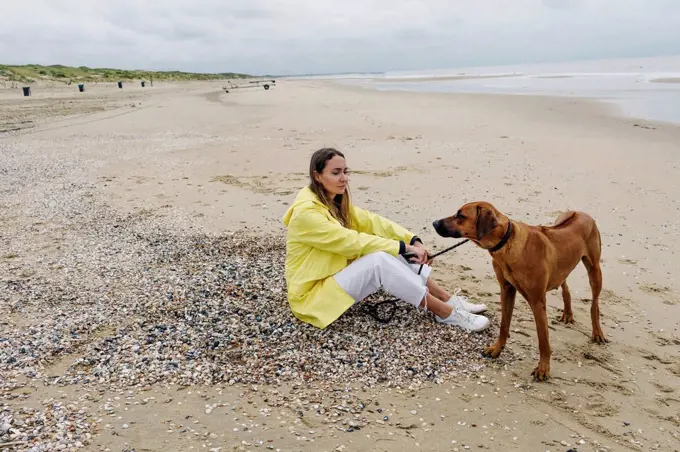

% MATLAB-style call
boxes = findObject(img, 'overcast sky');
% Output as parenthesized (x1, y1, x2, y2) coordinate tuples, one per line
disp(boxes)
(1, 0, 678, 75)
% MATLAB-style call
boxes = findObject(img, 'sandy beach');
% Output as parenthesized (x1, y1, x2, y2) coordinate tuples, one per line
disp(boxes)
(1, 78, 680, 452)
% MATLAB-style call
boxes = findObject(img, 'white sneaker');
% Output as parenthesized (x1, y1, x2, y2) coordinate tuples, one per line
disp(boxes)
(446, 288, 488, 314)
(436, 308, 490, 332)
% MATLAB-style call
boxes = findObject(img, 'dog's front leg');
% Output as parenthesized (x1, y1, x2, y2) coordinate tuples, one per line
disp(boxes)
(483, 281, 516, 358)
(483, 263, 516, 359)
(529, 295, 551, 381)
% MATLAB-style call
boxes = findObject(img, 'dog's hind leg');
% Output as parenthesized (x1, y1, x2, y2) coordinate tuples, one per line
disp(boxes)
(559, 281, 574, 324)
(583, 225, 608, 343)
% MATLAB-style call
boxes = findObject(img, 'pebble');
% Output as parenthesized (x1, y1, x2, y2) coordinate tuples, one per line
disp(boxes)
(2, 229, 505, 391)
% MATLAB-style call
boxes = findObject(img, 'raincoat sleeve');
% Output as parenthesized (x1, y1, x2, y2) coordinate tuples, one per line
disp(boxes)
(351, 205, 419, 245)
(288, 205, 401, 258)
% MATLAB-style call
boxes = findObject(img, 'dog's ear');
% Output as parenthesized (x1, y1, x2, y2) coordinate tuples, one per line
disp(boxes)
(475, 206, 498, 240)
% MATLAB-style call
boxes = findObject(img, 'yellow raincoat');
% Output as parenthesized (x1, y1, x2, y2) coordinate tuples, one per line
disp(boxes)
(282, 186, 418, 329)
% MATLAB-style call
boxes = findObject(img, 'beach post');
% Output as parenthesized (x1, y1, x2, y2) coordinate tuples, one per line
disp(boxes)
(22, 86, 31, 96)
(117, 81, 123, 89)
(78, 84, 85, 92)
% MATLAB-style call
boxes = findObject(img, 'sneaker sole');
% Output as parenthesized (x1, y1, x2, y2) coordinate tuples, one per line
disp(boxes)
(471, 321, 491, 332)
(435, 317, 491, 332)
(446, 301, 489, 315)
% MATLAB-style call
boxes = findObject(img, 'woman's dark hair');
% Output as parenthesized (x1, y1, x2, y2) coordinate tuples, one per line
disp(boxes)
(309, 147, 352, 228)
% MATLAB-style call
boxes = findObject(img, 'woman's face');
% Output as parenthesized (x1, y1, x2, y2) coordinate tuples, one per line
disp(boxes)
(316, 155, 349, 196)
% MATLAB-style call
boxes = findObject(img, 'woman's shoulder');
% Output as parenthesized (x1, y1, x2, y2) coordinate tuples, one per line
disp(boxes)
(283, 187, 327, 224)
(293, 186, 319, 202)
(350, 203, 370, 216)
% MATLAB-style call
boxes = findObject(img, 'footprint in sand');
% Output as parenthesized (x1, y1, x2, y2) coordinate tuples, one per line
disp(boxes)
(646, 330, 680, 348)
(639, 283, 678, 305)
(584, 392, 620, 417)
(211, 175, 271, 194)
(561, 343, 624, 375)
(652, 381, 676, 394)
(640, 351, 675, 365)
(668, 363, 680, 377)
(128, 175, 152, 184)
(643, 406, 680, 427)
(578, 377, 635, 397)
(596, 288, 630, 305)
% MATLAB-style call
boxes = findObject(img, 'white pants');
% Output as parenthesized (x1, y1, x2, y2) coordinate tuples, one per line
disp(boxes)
(334, 252, 432, 307)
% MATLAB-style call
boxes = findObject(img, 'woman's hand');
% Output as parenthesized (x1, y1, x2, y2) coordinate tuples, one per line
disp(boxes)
(406, 245, 429, 264)
(413, 241, 434, 264)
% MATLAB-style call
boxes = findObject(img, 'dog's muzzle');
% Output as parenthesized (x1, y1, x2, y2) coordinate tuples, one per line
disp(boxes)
(433, 219, 461, 238)
(432, 219, 448, 236)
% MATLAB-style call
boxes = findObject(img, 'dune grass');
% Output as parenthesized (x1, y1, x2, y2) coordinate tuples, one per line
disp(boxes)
(0, 64, 252, 84)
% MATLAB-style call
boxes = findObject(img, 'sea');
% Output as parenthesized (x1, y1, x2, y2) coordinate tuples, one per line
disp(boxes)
(305, 55, 680, 124)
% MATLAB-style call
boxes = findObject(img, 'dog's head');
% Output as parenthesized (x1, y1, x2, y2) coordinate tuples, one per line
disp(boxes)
(432, 201, 501, 241)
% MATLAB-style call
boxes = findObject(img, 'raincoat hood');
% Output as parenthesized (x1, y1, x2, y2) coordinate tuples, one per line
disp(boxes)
(282, 186, 324, 227)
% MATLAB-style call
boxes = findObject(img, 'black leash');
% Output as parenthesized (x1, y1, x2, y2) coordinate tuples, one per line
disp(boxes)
(410, 238, 470, 275)
(363, 239, 470, 323)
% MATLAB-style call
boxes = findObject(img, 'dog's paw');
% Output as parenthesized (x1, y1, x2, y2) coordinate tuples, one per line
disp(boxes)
(531, 362, 551, 382)
(591, 329, 609, 344)
(482, 343, 503, 359)
(559, 311, 574, 324)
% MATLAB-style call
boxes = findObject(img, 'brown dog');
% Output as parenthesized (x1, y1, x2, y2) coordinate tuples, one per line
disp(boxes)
(432, 202, 607, 381)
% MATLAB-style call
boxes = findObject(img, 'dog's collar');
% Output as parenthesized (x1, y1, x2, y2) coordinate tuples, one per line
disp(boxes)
(489, 221, 513, 253)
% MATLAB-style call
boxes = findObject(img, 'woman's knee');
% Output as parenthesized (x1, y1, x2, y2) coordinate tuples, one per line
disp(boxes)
(362, 251, 395, 266)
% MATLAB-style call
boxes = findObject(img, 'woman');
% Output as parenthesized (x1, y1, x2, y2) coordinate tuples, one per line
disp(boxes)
(282, 148, 490, 332)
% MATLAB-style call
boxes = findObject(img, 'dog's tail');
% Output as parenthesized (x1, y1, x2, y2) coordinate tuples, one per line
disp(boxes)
(552, 210, 577, 227)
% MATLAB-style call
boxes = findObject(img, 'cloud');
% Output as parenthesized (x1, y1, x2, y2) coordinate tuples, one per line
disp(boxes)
(1, 0, 678, 75)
